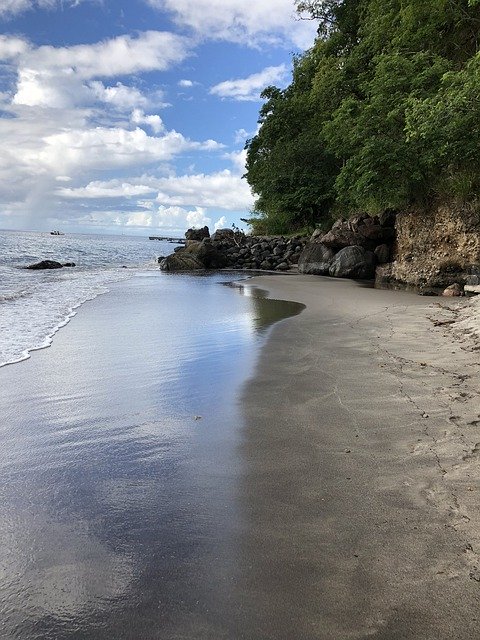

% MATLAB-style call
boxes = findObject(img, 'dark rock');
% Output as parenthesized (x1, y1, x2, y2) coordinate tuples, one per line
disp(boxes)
(183, 239, 226, 268)
(276, 262, 289, 271)
(62, 262, 76, 267)
(157, 256, 166, 263)
(298, 242, 334, 275)
(185, 226, 210, 241)
(159, 252, 205, 271)
(321, 217, 395, 251)
(374, 244, 390, 264)
(466, 272, 480, 286)
(329, 246, 376, 279)
(211, 228, 235, 242)
(26, 260, 63, 270)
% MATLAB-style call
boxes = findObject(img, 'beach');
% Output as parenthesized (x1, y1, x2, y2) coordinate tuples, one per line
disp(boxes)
(240, 275, 480, 638)
(1, 271, 479, 639)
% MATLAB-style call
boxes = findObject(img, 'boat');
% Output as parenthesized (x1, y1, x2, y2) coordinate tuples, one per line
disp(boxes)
(50, 231, 64, 236)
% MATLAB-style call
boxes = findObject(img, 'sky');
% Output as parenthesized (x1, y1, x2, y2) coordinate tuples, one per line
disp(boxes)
(0, 0, 317, 236)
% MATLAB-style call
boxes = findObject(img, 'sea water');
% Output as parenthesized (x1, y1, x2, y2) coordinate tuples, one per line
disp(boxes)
(0, 230, 172, 366)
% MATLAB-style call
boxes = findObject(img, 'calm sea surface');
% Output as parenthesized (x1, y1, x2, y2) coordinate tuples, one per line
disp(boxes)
(0, 231, 304, 639)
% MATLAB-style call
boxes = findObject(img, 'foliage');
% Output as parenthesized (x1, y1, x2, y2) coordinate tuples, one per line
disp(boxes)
(244, 0, 480, 234)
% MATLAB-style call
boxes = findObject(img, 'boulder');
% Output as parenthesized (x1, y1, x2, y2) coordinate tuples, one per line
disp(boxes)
(183, 239, 226, 268)
(185, 226, 210, 242)
(321, 217, 394, 251)
(26, 260, 63, 270)
(63, 262, 76, 267)
(298, 242, 334, 275)
(329, 246, 376, 279)
(465, 285, 480, 296)
(159, 252, 205, 271)
(210, 228, 235, 242)
(442, 283, 463, 297)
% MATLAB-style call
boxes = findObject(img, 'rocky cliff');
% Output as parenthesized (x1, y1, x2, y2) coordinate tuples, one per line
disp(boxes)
(386, 204, 480, 289)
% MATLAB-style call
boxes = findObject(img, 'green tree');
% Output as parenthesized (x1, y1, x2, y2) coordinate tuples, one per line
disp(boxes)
(244, 0, 480, 234)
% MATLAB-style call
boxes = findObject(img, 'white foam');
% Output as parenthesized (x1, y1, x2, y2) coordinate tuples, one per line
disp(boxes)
(0, 268, 132, 367)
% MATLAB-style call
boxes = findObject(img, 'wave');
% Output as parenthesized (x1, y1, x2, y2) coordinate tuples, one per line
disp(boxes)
(0, 268, 133, 368)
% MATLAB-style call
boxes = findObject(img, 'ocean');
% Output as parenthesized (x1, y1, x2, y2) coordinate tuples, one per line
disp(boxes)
(0, 230, 173, 367)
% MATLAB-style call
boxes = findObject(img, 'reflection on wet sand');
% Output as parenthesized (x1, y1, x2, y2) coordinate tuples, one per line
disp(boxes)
(0, 273, 304, 640)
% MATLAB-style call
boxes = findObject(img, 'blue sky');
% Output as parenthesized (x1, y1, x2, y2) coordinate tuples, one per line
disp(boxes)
(0, 0, 316, 235)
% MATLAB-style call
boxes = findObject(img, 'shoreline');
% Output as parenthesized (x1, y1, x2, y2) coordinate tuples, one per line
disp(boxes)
(1, 270, 480, 637)
(237, 274, 480, 638)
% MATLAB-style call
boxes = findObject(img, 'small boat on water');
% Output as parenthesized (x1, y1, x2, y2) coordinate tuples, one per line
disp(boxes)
(50, 231, 64, 236)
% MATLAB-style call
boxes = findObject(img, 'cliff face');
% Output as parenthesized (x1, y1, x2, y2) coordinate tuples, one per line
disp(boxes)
(390, 204, 480, 288)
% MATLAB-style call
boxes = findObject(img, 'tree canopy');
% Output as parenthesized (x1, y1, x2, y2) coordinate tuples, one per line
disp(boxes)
(244, 0, 480, 234)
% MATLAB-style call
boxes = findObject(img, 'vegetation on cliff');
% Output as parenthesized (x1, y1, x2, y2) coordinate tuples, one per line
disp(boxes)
(244, 0, 480, 234)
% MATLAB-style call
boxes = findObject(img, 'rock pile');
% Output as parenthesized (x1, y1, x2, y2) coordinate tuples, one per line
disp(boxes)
(299, 213, 395, 279)
(160, 228, 307, 272)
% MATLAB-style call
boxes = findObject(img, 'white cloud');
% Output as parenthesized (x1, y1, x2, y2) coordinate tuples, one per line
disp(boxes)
(146, 0, 317, 49)
(154, 170, 253, 210)
(56, 150, 252, 213)
(124, 205, 211, 231)
(214, 215, 226, 231)
(178, 79, 194, 88)
(58, 180, 157, 198)
(0, 35, 29, 59)
(210, 64, 288, 101)
(131, 108, 164, 134)
(13, 31, 191, 109)
(39, 126, 221, 172)
(89, 82, 149, 111)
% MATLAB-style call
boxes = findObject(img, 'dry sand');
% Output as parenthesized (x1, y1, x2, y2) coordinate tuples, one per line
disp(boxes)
(237, 274, 480, 639)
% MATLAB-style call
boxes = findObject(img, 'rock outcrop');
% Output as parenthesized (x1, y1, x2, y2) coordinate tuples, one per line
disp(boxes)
(298, 243, 334, 275)
(389, 204, 480, 288)
(160, 230, 307, 272)
(26, 260, 64, 270)
(329, 246, 376, 279)
(320, 215, 395, 251)
(185, 226, 210, 242)
(159, 252, 205, 271)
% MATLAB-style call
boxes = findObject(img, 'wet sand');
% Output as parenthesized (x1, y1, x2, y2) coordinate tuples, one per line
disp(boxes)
(2, 271, 480, 639)
(237, 274, 480, 639)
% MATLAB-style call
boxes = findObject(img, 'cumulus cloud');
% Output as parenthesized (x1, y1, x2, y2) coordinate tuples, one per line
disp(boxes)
(0, 29, 227, 227)
(58, 166, 253, 211)
(124, 205, 211, 231)
(131, 108, 164, 134)
(35, 126, 222, 174)
(89, 82, 149, 111)
(0, 35, 29, 59)
(146, 0, 317, 49)
(210, 64, 288, 101)
(12, 31, 191, 109)
(57, 180, 157, 198)
(154, 170, 253, 210)
(214, 215, 226, 231)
